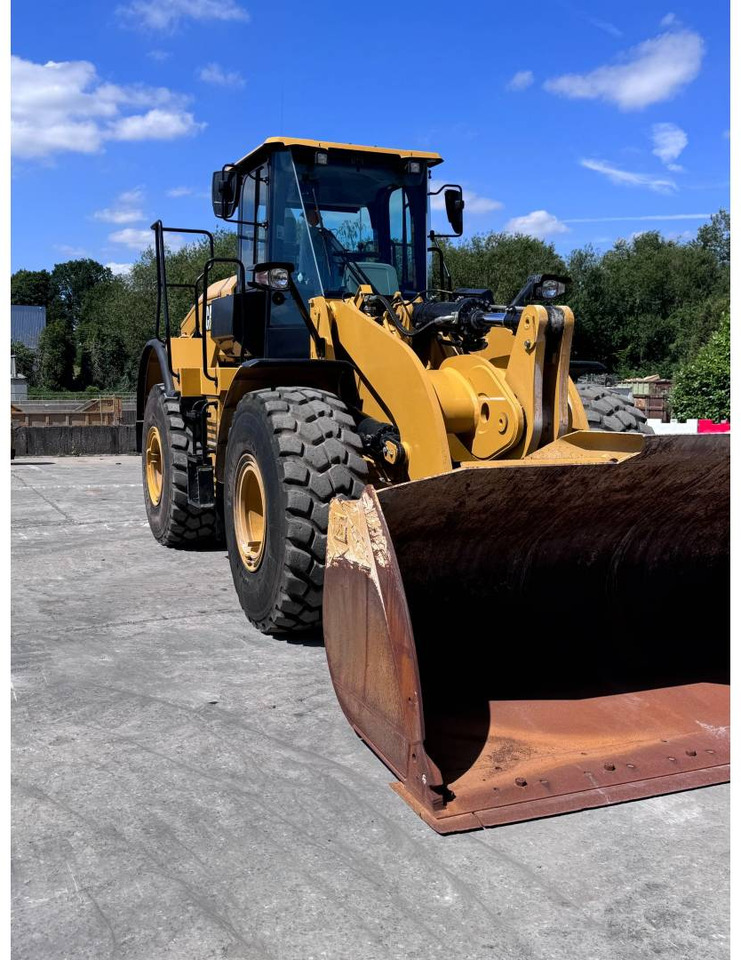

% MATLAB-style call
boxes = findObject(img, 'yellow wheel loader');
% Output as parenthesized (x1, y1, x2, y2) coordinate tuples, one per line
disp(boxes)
(138, 137, 729, 833)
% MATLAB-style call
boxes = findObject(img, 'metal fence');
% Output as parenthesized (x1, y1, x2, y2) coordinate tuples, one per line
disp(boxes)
(11, 395, 136, 427)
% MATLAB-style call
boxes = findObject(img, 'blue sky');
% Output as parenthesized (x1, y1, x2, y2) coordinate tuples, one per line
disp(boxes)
(11, 0, 729, 274)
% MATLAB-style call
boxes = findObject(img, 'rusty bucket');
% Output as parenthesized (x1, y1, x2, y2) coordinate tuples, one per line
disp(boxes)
(323, 434, 730, 833)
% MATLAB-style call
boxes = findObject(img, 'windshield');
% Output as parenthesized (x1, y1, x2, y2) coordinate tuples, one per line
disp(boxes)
(268, 148, 429, 302)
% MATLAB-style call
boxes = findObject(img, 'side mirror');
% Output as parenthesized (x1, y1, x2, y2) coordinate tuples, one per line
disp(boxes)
(444, 187, 465, 236)
(251, 262, 295, 291)
(212, 168, 240, 219)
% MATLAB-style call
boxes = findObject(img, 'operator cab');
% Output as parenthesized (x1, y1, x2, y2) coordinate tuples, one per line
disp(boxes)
(212, 137, 446, 358)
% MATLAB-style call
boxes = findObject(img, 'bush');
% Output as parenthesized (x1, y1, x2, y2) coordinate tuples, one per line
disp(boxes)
(671, 312, 730, 421)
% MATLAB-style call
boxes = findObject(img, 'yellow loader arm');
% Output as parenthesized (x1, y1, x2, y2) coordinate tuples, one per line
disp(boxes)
(309, 289, 635, 481)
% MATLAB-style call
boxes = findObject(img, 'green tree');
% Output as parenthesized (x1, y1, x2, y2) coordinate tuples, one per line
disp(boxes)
(38, 320, 77, 391)
(77, 278, 131, 389)
(671, 312, 731, 421)
(436, 223, 729, 378)
(76, 231, 238, 390)
(567, 219, 729, 377)
(11, 269, 54, 307)
(567, 244, 615, 365)
(693, 210, 730, 271)
(11, 340, 38, 386)
(12, 258, 114, 391)
(50, 259, 113, 327)
(438, 232, 567, 303)
(665, 293, 730, 371)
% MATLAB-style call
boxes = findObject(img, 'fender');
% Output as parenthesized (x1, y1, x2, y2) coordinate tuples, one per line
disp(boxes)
(136, 339, 176, 451)
(215, 358, 356, 480)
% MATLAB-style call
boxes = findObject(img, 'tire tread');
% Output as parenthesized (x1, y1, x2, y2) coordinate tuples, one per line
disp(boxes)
(576, 384, 654, 435)
(146, 385, 220, 547)
(234, 386, 367, 634)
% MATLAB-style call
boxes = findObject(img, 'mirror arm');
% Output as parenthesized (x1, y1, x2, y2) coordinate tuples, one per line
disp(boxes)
(428, 182, 464, 237)
(427, 182, 463, 197)
(428, 233, 453, 295)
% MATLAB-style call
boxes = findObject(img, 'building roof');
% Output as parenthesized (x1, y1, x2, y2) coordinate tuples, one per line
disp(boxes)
(11, 305, 46, 349)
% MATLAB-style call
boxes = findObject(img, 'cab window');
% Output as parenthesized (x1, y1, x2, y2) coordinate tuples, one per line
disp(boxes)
(238, 164, 268, 274)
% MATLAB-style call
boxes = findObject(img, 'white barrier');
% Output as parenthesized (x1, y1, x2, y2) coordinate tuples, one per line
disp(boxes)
(647, 419, 699, 434)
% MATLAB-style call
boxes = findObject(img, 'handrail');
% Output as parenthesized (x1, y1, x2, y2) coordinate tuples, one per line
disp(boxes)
(194, 257, 247, 385)
(151, 222, 216, 384)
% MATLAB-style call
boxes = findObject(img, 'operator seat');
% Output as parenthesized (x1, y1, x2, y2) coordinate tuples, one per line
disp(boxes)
(344, 262, 400, 297)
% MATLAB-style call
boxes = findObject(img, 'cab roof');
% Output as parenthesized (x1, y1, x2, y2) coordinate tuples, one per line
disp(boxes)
(230, 136, 444, 171)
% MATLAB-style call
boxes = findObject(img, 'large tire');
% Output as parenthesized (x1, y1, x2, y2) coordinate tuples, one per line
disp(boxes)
(224, 387, 368, 635)
(142, 385, 221, 547)
(576, 384, 654, 434)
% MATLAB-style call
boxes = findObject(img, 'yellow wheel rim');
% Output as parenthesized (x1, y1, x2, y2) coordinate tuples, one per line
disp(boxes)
(234, 453, 267, 572)
(145, 426, 164, 506)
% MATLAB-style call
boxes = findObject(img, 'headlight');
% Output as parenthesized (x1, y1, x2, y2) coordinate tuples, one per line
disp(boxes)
(539, 279, 566, 299)
(255, 267, 290, 290)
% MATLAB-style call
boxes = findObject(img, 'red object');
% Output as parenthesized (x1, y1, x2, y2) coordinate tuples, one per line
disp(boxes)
(698, 420, 730, 433)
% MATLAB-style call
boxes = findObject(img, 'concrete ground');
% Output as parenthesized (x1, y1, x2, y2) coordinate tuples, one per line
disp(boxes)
(11, 456, 729, 960)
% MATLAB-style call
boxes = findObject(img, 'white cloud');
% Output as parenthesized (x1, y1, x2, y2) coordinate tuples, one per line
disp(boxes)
(93, 207, 144, 224)
(109, 228, 153, 249)
(580, 158, 677, 193)
(93, 188, 146, 224)
(506, 70, 534, 92)
(198, 63, 246, 87)
(148, 49, 172, 61)
(543, 28, 704, 110)
(119, 187, 145, 205)
(167, 186, 210, 199)
(589, 18, 622, 38)
(629, 227, 693, 243)
(11, 56, 205, 159)
(462, 192, 503, 214)
(105, 262, 134, 275)
(55, 244, 89, 257)
(661, 13, 677, 27)
(505, 210, 569, 238)
(652, 122, 687, 166)
(110, 108, 204, 141)
(118, 0, 249, 31)
(430, 181, 502, 215)
(109, 227, 183, 251)
(666, 229, 694, 241)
